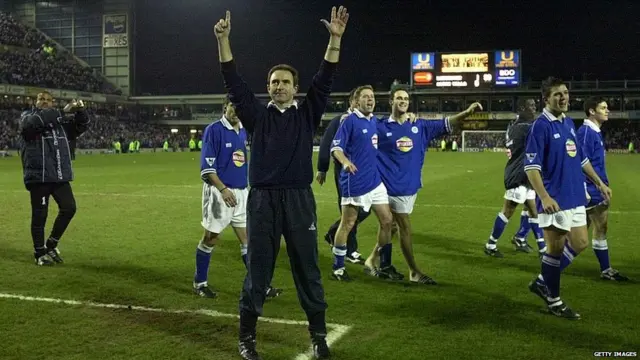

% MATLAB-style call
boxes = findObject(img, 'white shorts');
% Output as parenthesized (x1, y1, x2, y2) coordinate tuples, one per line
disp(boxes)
(389, 194, 418, 214)
(341, 182, 388, 212)
(201, 184, 248, 233)
(504, 185, 536, 204)
(538, 206, 587, 232)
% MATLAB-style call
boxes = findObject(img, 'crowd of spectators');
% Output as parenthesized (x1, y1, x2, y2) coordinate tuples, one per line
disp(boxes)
(0, 11, 119, 94)
(1, 102, 191, 152)
(0, 11, 45, 49)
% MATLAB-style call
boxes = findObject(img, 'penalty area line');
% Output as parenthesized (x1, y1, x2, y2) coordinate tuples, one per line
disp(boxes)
(0, 292, 352, 360)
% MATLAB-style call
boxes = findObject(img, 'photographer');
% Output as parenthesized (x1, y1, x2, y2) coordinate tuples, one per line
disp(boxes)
(19, 91, 90, 266)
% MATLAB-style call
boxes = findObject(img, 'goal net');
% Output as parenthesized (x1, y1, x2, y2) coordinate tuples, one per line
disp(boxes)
(461, 130, 507, 153)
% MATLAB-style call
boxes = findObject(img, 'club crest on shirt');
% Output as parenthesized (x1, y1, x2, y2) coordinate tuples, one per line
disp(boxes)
(396, 136, 414, 152)
(232, 149, 245, 167)
(371, 134, 378, 149)
(565, 139, 577, 157)
(411, 126, 419, 134)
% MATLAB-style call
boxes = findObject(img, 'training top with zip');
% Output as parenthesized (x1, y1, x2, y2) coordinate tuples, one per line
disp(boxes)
(503, 118, 532, 190)
(19, 107, 90, 184)
(220, 59, 336, 189)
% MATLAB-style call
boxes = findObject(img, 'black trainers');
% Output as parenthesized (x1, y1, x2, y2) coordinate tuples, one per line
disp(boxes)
(311, 333, 330, 359)
(346, 252, 365, 265)
(46, 248, 64, 263)
(265, 286, 283, 299)
(193, 284, 217, 298)
(484, 246, 504, 258)
(35, 254, 55, 266)
(378, 265, 404, 281)
(548, 302, 581, 320)
(511, 237, 532, 253)
(331, 268, 351, 281)
(528, 278, 549, 304)
(601, 268, 630, 281)
(238, 335, 262, 360)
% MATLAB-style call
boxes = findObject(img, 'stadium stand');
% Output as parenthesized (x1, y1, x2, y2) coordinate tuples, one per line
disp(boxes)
(0, 10, 117, 94)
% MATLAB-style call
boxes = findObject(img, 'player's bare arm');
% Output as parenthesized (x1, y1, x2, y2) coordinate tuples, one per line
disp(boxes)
(582, 162, 612, 201)
(206, 173, 238, 207)
(526, 169, 560, 213)
(321, 6, 349, 63)
(214, 11, 232, 63)
(448, 102, 483, 130)
(331, 150, 357, 174)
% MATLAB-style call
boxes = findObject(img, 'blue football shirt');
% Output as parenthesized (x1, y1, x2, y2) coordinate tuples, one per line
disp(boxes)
(577, 119, 608, 201)
(377, 117, 450, 196)
(200, 116, 248, 189)
(524, 109, 589, 212)
(331, 109, 382, 197)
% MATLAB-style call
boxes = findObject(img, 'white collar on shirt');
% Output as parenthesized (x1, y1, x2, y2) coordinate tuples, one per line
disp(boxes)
(583, 119, 601, 133)
(352, 108, 374, 120)
(267, 100, 299, 113)
(220, 115, 243, 131)
(542, 108, 566, 122)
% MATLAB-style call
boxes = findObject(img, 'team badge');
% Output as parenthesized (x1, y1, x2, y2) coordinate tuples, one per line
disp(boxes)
(411, 126, 419, 134)
(565, 139, 577, 157)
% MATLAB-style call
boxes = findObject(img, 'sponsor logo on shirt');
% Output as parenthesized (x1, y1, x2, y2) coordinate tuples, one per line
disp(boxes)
(232, 149, 245, 167)
(565, 139, 577, 157)
(396, 136, 414, 152)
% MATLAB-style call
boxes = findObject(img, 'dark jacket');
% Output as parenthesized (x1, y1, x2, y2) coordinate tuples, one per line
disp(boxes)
(317, 114, 343, 174)
(19, 107, 90, 184)
(221, 59, 337, 189)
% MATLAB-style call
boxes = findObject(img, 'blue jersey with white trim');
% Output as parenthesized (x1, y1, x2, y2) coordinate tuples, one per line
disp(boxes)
(200, 117, 248, 189)
(577, 120, 608, 197)
(331, 110, 381, 197)
(524, 110, 588, 212)
(376, 117, 450, 196)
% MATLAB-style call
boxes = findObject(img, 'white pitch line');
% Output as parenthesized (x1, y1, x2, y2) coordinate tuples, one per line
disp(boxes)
(1, 189, 638, 215)
(0, 292, 352, 360)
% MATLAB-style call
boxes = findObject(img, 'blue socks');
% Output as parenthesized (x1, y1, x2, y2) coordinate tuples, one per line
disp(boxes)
(194, 240, 214, 284)
(332, 245, 347, 270)
(592, 238, 610, 272)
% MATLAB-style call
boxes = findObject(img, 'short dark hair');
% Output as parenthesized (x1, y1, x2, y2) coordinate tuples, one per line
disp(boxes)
(353, 85, 374, 100)
(584, 96, 607, 117)
(517, 97, 535, 111)
(37, 91, 52, 99)
(541, 76, 566, 100)
(267, 64, 299, 86)
(389, 86, 409, 103)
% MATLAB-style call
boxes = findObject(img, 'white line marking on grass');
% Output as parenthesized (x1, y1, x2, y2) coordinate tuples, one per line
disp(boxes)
(0, 292, 351, 360)
(2, 189, 638, 215)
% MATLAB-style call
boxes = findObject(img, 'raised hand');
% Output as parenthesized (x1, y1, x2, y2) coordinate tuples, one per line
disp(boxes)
(467, 102, 483, 114)
(321, 6, 349, 37)
(214, 10, 231, 39)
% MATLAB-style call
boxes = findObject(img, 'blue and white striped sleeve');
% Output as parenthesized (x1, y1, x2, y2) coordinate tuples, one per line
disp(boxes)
(524, 120, 545, 172)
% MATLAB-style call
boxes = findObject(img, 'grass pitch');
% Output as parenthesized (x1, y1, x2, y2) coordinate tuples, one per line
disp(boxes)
(0, 151, 639, 360)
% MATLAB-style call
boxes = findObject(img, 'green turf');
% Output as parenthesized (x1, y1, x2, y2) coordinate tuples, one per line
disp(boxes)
(0, 151, 639, 360)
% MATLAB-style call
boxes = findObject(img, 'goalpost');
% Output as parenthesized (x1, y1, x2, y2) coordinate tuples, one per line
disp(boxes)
(461, 130, 507, 153)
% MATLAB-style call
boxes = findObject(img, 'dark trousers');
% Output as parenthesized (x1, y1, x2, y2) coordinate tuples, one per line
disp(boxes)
(326, 163, 370, 254)
(239, 187, 327, 337)
(26, 182, 77, 257)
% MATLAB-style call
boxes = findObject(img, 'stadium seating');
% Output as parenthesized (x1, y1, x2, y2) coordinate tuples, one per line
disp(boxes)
(0, 11, 118, 94)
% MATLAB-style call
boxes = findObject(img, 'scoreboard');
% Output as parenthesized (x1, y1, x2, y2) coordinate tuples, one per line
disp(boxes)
(409, 50, 521, 88)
